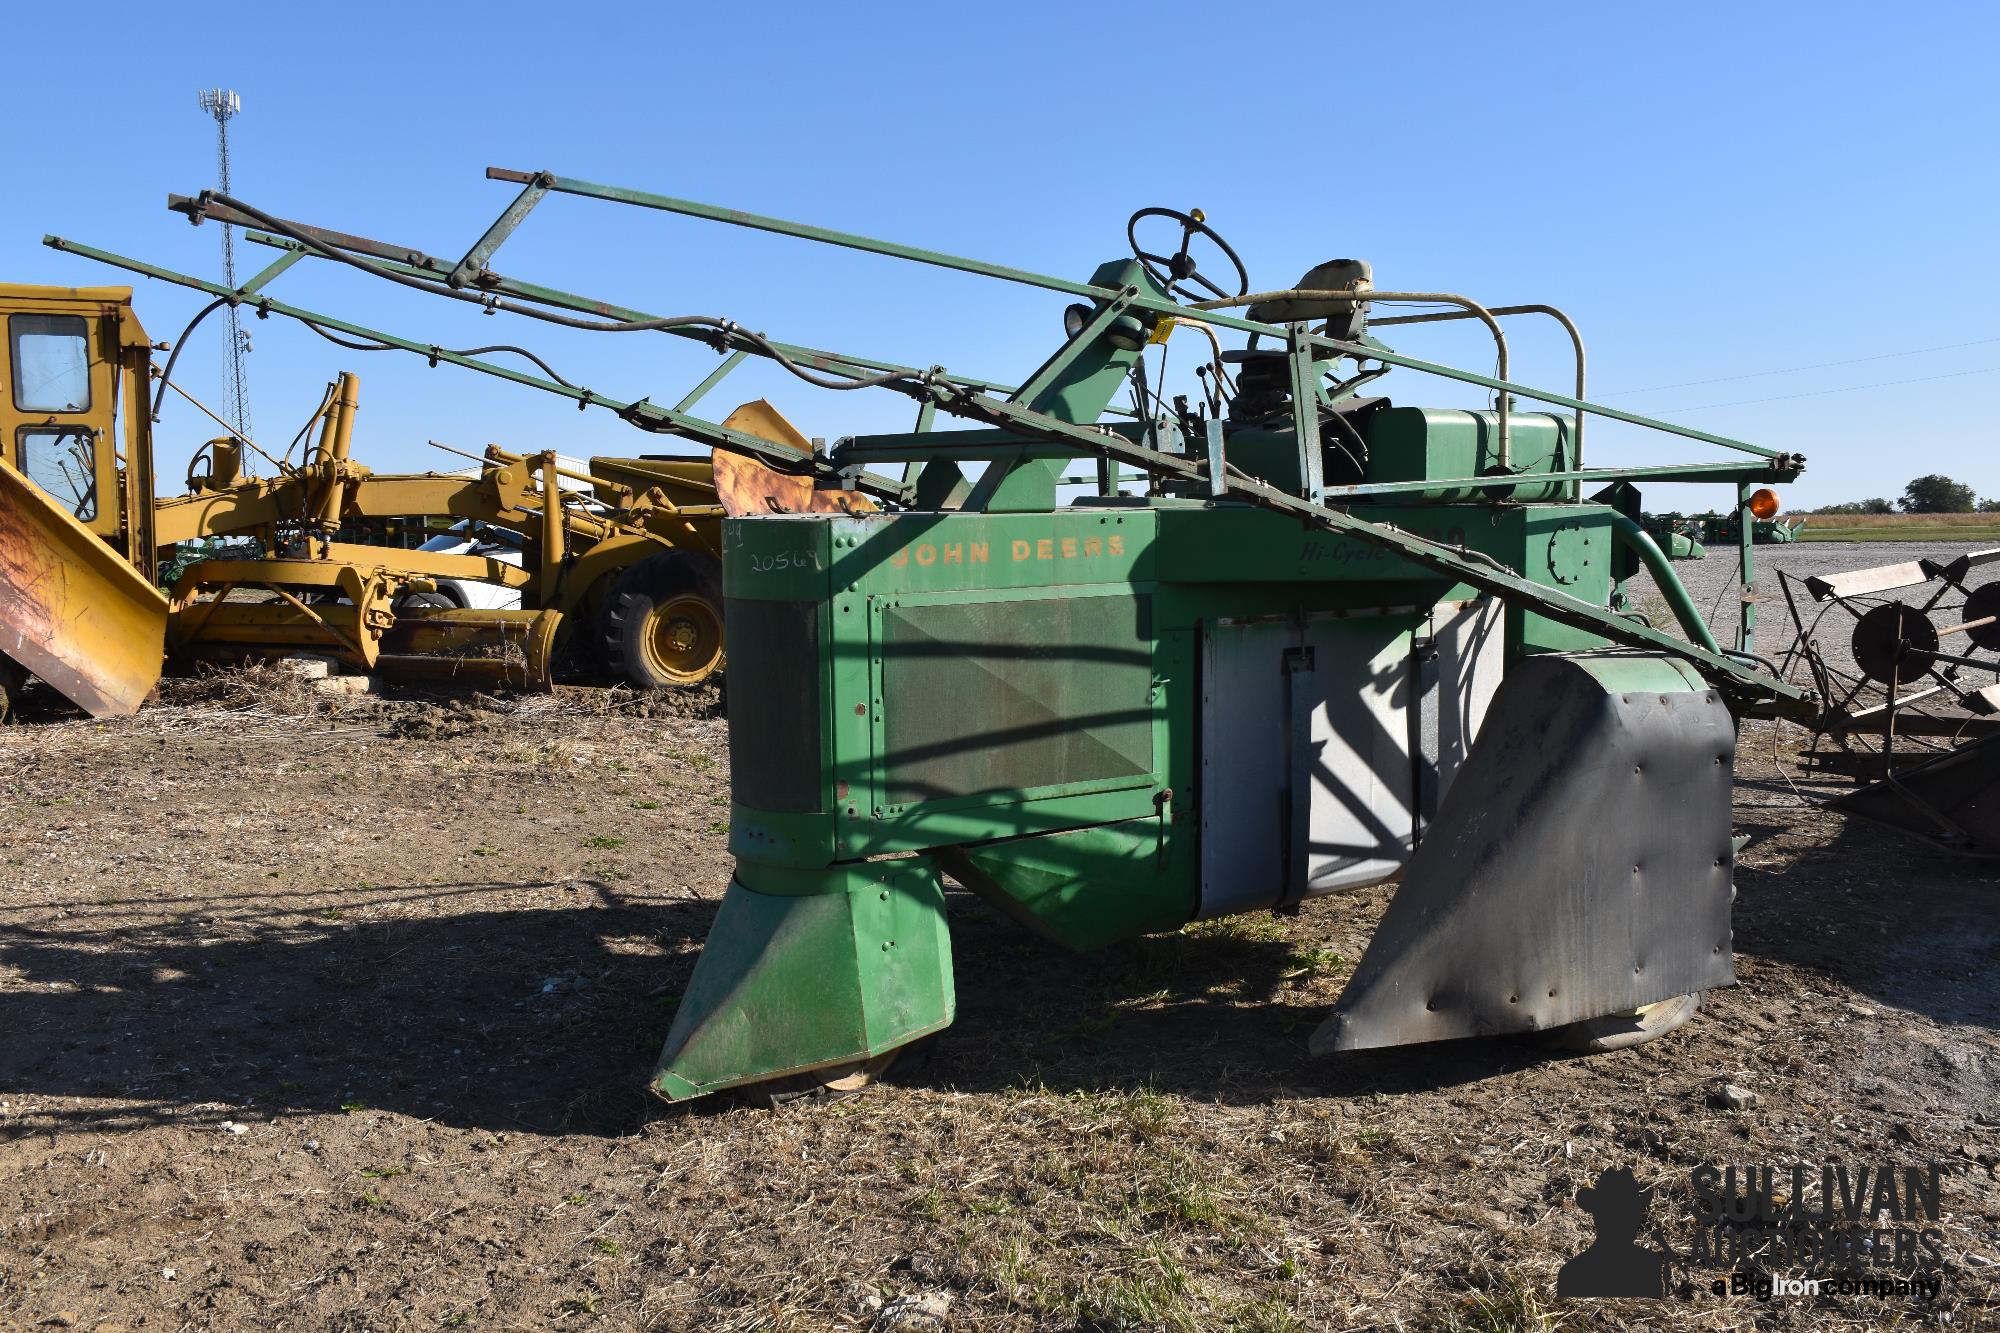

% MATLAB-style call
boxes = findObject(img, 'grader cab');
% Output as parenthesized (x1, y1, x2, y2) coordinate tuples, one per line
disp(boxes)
(0, 284, 167, 717)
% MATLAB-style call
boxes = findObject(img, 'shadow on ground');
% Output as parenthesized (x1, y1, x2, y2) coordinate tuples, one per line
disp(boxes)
(13, 799, 1986, 1143)
(929, 893, 1544, 1106)
(0, 873, 1543, 1139)
(0, 879, 709, 1139)
(1731, 782, 2000, 1029)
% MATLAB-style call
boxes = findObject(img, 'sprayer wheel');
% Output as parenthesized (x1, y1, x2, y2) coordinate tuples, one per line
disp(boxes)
(1544, 991, 1703, 1054)
(742, 1051, 902, 1110)
(600, 553, 724, 689)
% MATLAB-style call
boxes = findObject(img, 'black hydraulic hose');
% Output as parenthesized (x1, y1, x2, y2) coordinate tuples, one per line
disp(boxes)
(1321, 406, 1370, 475)
(199, 191, 920, 393)
(1723, 648, 1783, 676)
(296, 317, 583, 390)
(151, 296, 230, 423)
(282, 380, 339, 468)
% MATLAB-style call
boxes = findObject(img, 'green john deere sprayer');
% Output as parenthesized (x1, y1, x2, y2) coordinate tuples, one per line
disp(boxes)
(50, 169, 1814, 1102)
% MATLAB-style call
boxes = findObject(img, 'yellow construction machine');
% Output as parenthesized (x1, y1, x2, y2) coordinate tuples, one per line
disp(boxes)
(0, 282, 733, 718)
(0, 283, 168, 717)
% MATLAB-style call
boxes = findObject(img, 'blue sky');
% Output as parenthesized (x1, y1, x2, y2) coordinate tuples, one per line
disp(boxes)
(11, 3, 1997, 511)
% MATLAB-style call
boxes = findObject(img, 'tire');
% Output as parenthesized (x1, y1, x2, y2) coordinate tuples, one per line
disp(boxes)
(1544, 992, 1703, 1054)
(0, 654, 25, 723)
(741, 1050, 904, 1110)
(600, 552, 725, 689)
(394, 589, 460, 613)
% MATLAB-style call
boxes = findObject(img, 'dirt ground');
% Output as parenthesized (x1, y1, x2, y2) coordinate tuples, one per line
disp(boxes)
(0, 658, 1996, 1332)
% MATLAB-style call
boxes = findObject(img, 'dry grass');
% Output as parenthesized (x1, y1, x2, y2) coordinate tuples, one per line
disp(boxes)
(1802, 513, 2000, 543)
(1802, 513, 2000, 527)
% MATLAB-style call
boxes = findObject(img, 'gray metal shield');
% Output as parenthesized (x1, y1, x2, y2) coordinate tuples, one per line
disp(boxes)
(1312, 652, 1738, 1053)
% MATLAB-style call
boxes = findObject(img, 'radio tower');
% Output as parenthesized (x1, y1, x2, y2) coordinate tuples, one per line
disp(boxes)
(197, 88, 252, 464)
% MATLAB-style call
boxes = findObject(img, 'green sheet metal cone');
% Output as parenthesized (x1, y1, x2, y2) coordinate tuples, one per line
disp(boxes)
(651, 859, 955, 1101)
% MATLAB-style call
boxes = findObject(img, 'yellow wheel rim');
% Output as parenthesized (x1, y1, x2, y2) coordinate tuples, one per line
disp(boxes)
(642, 593, 723, 684)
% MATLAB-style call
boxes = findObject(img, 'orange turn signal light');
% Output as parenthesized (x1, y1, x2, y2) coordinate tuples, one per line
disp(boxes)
(1748, 488, 1781, 520)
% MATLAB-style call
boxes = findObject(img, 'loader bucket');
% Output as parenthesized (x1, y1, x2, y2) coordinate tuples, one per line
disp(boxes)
(1831, 732, 2000, 856)
(1313, 652, 1739, 1052)
(0, 459, 166, 717)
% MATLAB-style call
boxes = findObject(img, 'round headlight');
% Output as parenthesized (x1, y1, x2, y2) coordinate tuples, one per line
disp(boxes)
(1105, 314, 1149, 352)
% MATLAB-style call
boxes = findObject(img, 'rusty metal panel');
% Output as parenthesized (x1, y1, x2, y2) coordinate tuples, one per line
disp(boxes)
(711, 401, 877, 517)
(0, 458, 166, 716)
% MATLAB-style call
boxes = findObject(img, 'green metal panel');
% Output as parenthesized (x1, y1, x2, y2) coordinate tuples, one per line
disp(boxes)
(1508, 506, 1615, 654)
(651, 858, 954, 1101)
(1220, 424, 1312, 495)
(725, 597, 824, 815)
(721, 515, 833, 602)
(845, 576, 1170, 859)
(875, 592, 1155, 808)
(1363, 407, 1575, 503)
(968, 258, 1157, 514)
(726, 512, 1175, 868)
(1152, 501, 1474, 586)
(938, 818, 1190, 953)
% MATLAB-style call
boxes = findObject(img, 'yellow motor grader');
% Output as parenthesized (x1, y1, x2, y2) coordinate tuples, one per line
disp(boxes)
(0, 282, 741, 718)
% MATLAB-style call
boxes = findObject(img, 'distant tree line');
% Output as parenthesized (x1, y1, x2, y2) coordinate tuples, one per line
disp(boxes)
(1811, 475, 2000, 515)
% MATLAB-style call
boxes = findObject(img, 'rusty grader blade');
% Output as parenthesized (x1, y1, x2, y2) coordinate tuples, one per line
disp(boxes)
(376, 607, 564, 692)
(0, 459, 167, 717)
(710, 400, 878, 517)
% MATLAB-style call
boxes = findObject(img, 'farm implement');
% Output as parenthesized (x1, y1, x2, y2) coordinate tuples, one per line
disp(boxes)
(48, 169, 1818, 1100)
(1774, 547, 2000, 855)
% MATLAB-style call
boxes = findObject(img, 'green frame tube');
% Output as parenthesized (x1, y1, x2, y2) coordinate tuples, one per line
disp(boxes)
(1610, 511, 1721, 654)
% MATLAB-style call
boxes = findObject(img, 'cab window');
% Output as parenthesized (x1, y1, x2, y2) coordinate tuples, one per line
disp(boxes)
(17, 427, 98, 520)
(10, 314, 92, 412)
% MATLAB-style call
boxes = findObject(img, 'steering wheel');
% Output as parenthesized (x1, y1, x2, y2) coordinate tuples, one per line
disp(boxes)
(1126, 207, 1250, 303)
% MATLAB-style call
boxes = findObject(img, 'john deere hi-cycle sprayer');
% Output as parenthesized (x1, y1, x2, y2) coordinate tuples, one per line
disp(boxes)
(47, 169, 1814, 1101)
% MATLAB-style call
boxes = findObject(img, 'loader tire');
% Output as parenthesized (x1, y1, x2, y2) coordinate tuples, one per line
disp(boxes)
(1544, 991, 1702, 1054)
(600, 552, 724, 689)
(0, 654, 25, 723)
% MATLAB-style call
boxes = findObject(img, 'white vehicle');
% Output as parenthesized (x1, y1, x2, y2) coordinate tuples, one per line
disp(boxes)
(405, 521, 525, 610)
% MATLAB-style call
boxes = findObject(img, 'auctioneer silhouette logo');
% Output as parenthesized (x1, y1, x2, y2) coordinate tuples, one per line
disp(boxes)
(1557, 1167, 1671, 1298)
